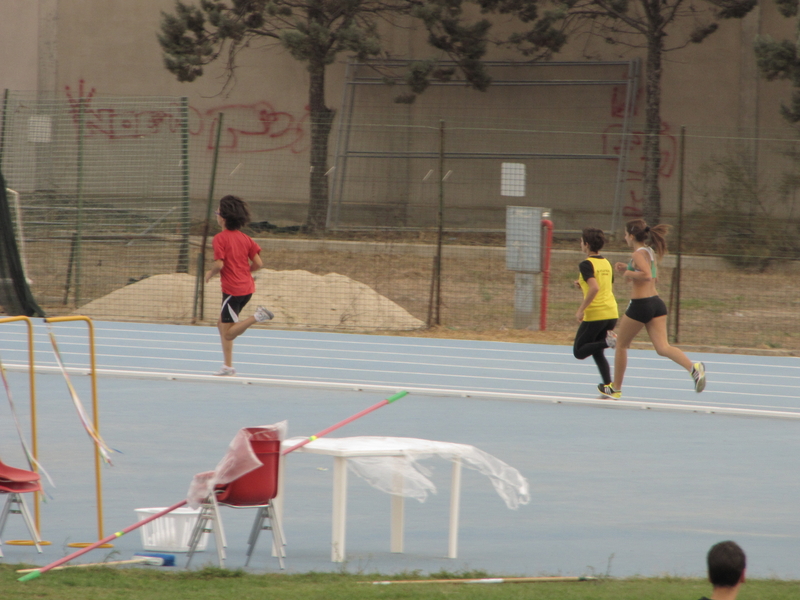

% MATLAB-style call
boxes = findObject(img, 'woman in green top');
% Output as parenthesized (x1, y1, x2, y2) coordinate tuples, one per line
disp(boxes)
(573, 227, 619, 389)
(597, 219, 706, 400)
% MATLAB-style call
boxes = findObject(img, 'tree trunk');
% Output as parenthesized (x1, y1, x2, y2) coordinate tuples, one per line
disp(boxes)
(642, 26, 663, 225)
(306, 57, 334, 232)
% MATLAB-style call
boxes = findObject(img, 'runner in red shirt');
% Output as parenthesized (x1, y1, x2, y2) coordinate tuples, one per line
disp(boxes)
(205, 195, 274, 376)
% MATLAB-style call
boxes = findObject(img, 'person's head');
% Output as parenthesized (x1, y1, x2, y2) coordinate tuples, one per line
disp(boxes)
(580, 227, 606, 254)
(624, 218, 670, 259)
(707, 540, 746, 589)
(216, 195, 251, 231)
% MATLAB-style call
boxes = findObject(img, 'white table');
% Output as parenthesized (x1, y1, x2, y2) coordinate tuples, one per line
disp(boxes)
(279, 437, 464, 562)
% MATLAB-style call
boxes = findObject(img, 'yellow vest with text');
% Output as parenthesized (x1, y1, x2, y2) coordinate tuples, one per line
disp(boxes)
(578, 256, 619, 321)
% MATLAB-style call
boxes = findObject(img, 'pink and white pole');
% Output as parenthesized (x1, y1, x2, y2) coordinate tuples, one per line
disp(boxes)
(282, 391, 408, 454)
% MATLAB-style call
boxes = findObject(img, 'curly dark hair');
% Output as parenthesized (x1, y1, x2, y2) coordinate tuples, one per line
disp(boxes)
(218, 195, 251, 230)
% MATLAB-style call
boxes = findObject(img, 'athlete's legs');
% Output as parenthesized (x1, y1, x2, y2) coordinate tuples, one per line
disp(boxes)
(574, 321, 603, 359)
(222, 316, 257, 341)
(645, 316, 693, 371)
(217, 316, 258, 367)
(574, 319, 614, 384)
(217, 320, 234, 367)
(613, 315, 645, 391)
(592, 347, 612, 386)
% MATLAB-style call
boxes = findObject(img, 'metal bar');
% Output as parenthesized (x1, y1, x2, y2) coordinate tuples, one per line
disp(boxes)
(349, 80, 630, 87)
(62, 233, 77, 305)
(19, 206, 184, 213)
(0, 317, 43, 537)
(74, 98, 86, 307)
(44, 316, 105, 545)
(176, 98, 190, 273)
(193, 113, 224, 323)
(447, 457, 461, 558)
(428, 121, 445, 327)
(335, 78, 359, 228)
(611, 59, 639, 233)
(673, 125, 686, 343)
(435, 121, 445, 325)
(351, 60, 633, 67)
(539, 219, 554, 331)
(0, 89, 9, 169)
(7, 189, 31, 280)
(327, 63, 355, 229)
(341, 152, 620, 160)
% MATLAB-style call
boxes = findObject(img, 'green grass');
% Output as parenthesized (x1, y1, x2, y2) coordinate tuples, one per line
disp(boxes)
(2, 566, 800, 600)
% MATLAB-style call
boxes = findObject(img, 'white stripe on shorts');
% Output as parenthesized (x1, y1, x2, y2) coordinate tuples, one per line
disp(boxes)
(221, 296, 240, 323)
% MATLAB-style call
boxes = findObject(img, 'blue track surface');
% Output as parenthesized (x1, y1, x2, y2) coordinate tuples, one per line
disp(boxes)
(1, 320, 799, 578)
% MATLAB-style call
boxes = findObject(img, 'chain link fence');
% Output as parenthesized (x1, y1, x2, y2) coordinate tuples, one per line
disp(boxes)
(2, 89, 799, 350)
(1, 91, 190, 314)
(664, 126, 800, 349)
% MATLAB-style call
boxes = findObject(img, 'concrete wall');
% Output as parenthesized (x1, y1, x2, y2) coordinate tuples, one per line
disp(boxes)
(1, 1, 797, 229)
(0, 1, 39, 90)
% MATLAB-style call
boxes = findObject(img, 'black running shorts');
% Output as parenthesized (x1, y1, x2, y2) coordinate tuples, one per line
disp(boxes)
(220, 293, 252, 323)
(625, 295, 668, 324)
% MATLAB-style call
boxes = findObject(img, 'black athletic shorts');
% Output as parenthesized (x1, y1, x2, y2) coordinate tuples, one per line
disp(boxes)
(220, 293, 252, 323)
(625, 295, 668, 324)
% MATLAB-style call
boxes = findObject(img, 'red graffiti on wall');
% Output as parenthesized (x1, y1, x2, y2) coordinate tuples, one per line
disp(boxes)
(65, 80, 183, 139)
(603, 83, 677, 217)
(63, 80, 309, 154)
(609, 84, 639, 120)
(191, 103, 309, 154)
(602, 122, 678, 181)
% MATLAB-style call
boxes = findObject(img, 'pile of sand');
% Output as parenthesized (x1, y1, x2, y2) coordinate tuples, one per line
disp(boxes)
(76, 270, 424, 330)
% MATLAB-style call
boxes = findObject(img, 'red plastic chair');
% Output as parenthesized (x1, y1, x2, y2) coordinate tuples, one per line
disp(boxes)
(0, 459, 44, 557)
(186, 428, 285, 569)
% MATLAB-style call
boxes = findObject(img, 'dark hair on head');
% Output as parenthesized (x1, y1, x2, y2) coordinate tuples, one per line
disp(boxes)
(707, 540, 746, 588)
(218, 195, 251, 230)
(625, 218, 670, 260)
(581, 227, 606, 253)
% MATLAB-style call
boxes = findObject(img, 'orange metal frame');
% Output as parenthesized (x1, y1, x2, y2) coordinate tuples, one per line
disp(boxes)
(44, 316, 111, 548)
(0, 315, 50, 545)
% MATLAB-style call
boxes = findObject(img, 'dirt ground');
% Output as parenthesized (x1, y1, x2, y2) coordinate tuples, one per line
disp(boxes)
(16, 228, 800, 355)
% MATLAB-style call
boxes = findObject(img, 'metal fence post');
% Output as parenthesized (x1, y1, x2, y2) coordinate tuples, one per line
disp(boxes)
(193, 113, 225, 323)
(670, 125, 686, 343)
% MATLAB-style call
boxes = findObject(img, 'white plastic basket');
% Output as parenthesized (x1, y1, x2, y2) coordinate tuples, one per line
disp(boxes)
(135, 507, 208, 553)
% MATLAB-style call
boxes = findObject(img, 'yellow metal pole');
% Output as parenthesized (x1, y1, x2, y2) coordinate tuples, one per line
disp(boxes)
(44, 316, 109, 547)
(0, 315, 49, 543)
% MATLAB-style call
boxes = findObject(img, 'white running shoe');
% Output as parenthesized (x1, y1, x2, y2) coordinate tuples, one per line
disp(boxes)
(253, 306, 274, 322)
(691, 362, 706, 393)
(605, 330, 617, 349)
(214, 365, 236, 376)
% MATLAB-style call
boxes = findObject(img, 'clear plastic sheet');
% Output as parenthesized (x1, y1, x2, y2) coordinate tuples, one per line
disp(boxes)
(187, 421, 287, 508)
(283, 436, 529, 509)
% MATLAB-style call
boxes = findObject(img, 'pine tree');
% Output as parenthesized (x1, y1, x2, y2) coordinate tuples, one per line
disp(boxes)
(158, 0, 564, 231)
(533, 0, 757, 225)
(755, 0, 800, 122)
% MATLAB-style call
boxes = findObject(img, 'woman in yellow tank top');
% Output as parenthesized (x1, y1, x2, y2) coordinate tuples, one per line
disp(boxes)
(573, 228, 618, 389)
(597, 219, 706, 400)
